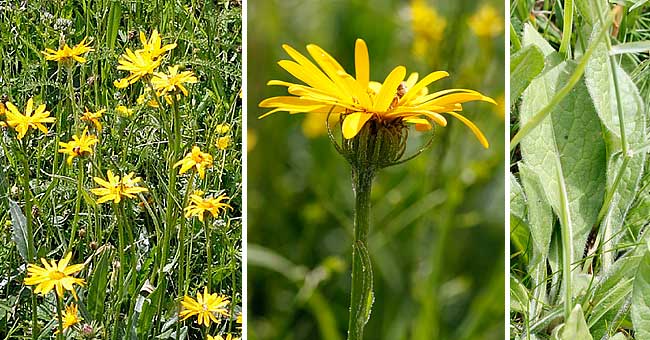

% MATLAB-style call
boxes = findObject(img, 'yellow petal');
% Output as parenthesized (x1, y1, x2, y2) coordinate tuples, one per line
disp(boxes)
(446, 112, 489, 148)
(342, 112, 373, 139)
(354, 39, 369, 90)
(400, 71, 449, 104)
(373, 66, 406, 112)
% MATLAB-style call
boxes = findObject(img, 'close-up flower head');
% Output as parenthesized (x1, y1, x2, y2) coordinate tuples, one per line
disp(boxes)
(42, 37, 94, 64)
(23, 253, 85, 299)
(5, 98, 55, 139)
(259, 39, 494, 148)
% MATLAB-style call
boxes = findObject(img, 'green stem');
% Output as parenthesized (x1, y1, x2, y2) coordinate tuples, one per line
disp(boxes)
(112, 202, 126, 340)
(56, 294, 64, 340)
(175, 173, 195, 340)
(347, 167, 374, 340)
(67, 65, 78, 134)
(20, 141, 38, 339)
(204, 216, 213, 291)
(66, 160, 84, 254)
(555, 156, 574, 321)
(559, 0, 574, 57)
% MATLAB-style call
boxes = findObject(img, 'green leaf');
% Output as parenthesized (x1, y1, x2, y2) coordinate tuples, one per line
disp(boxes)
(510, 276, 529, 314)
(519, 164, 554, 261)
(632, 250, 650, 339)
(511, 45, 545, 105)
(510, 174, 526, 221)
(585, 23, 646, 267)
(87, 248, 112, 320)
(9, 199, 31, 262)
(519, 58, 606, 260)
(575, 0, 606, 25)
(560, 304, 592, 340)
(106, 1, 122, 51)
(520, 24, 607, 260)
(523, 24, 555, 56)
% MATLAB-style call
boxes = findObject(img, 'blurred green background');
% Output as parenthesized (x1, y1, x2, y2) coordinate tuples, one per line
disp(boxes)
(247, 0, 505, 339)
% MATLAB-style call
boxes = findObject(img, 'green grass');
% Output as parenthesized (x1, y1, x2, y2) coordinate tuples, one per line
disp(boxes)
(0, 1, 241, 339)
(247, 1, 505, 339)
(510, 0, 650, 339)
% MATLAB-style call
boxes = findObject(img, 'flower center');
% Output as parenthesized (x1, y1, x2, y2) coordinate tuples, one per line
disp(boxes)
(202, 303, 209, 311)
(49, 271, 65, 280)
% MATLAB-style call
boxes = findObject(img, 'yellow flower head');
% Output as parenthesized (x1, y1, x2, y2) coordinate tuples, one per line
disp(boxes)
(174, 146, 213, 179)
(237, 312, 242, 329)
(116, 105, 134, 117)
(216, 136, 231, 150)
(259, 39, 494, 148)
(179, 287, 230, 327)
(43, 37, 94, 64)
(151, 65, 198, 97)
(90, 170, 148, 204)
(114, 49, 162, 88)
(81, 109, 105, 131)
(215, 123, 230, 135)
(184, 190, 231, 222)
(139, 29, 177, 59)
(24, 253, 85, 299)
(58, 128, 99, 165)
(411, 0, 446, 58)
(114, 30, 175, 88)
(5, 98, 55, 139)
(60, 303, 82, 331)
(468, 4, 504, 38)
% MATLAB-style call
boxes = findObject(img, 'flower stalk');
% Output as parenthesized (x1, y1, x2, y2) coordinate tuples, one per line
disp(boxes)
(347, 165, 374, 340)
(56, 294, 64, 340)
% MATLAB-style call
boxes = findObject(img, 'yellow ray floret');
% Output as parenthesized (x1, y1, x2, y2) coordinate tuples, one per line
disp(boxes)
(59, 303, 82, 332)
(179, 287, 230, 327)
(90, 170, 148, 204)
(81, 108, 105, 131)
(151, 65, 198, 97)
(259, 39, 494, 148)
(5, 98, 55, 139)
(24, 253, 85, 299)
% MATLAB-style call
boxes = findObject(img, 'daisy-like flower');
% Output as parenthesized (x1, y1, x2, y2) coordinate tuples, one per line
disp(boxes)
(116, 105, 134, 117)
(174, 146, 213, 179)
(411, 0, 447, 59)
(184, 190, 231, 222)
(468, 4, 504, 38)
(215, 123, 230, 134)
(179, 287, 230, 327)
(5, 98, 55, 139)
(236, 313, 242, 329)
(81, 109, 105, 131)
(216, 136, 231, 150)
(138, 29, 177, 59)
(90, 170, 148, 204)
(24, 253, 85, 299)
(259, 39, 494, 148)
(58, 128, 99, 165)
(42, 37, 94, 64)
(114, 49, 162, 88)
(60, 303, 82, 331)
(151, 65, 198, 97)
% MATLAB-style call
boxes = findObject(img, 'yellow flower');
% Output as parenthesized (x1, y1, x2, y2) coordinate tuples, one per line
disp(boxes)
(91, 170, 148, 204)
(468, 4, 504, 38)
(411, 0, 446, 59)
(179, 287, 230, 327)
(138, 29, 177, 60)
(216, 135, 231, 150)
(43, 37, 94, 64)
(81, 109, 105, 131)
(5, 98, 55, 139)
(237, 312, 242, 329)
(259, 39, 494, 148)
(61, 303, 82, 331)
(24, 253, 85, 299)
(115, 49, 162, 87)
(215, 123, 230, 134)
(209, 334, 239, 340)
(58, 128, 99, 165)
(184, 190, 231, 222)
(116, 105, 134, 117)
(151, 65, 198, 97)
(174, 146, 213, 179)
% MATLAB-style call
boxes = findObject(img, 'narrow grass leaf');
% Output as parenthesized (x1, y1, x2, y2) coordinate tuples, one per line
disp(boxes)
(610, 41, 650, 55)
